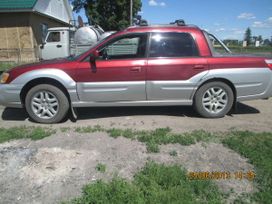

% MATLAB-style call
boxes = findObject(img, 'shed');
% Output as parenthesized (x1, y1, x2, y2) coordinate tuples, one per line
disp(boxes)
(0, 0, 73, 62)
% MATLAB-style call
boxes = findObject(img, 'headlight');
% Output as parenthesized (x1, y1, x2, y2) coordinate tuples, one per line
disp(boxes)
(0, 72, 10, 84)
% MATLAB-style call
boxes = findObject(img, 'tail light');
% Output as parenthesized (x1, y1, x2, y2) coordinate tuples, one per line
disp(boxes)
(265, 59, 272, 70)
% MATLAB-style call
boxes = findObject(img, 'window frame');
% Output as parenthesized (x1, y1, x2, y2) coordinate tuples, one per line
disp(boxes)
(147, 32, 200, 59)
(46, 31, 61, 43)
(95, 33, 149, 61)
(40, 23, 48, 43)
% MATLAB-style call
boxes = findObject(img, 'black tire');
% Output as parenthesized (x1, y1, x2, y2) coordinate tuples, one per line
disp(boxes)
(25, 84, 69, 124)
(194, 81, 234, 118)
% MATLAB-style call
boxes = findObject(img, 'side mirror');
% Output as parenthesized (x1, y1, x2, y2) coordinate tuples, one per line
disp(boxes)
(89, 50, 99, 73)
(94, 50, 100, 58)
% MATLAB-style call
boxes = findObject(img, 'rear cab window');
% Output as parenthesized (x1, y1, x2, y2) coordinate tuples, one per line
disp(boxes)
(149, 32, 199, 58)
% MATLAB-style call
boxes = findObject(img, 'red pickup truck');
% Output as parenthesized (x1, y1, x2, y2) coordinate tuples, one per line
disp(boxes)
(1, 23, 272, 123)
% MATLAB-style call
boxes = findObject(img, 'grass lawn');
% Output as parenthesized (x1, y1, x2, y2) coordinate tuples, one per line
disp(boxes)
(223, 131, 272, 203)
(0, 126, 271, 203)
(66, 162, 223, 204)
(72, 127, 272, 203)
(0, 126, 56, 143)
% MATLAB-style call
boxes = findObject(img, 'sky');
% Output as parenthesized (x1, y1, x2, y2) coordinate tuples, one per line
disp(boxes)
(72, 0, 272, 40)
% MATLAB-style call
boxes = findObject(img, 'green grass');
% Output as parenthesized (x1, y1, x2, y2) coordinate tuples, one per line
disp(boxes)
(96, 163, 106, 173)
(0, 126, 56, 143)
(60, 127, 71, 133)
(75, 125, 104, 133)
(223, 131, 272, 203)
(169, 150, 178, 157)
(75, 126, 216, 153)
(0, 62, 17, 72)
(67, 162, 223, 204)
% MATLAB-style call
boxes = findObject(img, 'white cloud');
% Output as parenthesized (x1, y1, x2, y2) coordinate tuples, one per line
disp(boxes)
(215, 28, 226, 32)
(252, 21, 267, 28)
(149, 0, 157, 6)
(160, 2, 166, 6)
(267, 17, 272, 23)
(252, 18, 272, 28)
(148, 0, 166, 7)
(237, 13, 256, 20)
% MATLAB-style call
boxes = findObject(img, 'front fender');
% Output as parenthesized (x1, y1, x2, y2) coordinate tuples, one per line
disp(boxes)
(11, 68, 78, 103)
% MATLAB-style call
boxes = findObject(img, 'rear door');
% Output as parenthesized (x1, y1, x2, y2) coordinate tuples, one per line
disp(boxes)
(147, 32, 209, 101)
(76, 33, 148, 102)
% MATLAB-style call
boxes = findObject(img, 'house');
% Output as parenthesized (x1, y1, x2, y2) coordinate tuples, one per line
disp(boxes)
(0, 0, 73, 62)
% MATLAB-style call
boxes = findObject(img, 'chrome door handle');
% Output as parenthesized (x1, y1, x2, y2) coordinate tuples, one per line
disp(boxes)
(130, 67, 142, 72)
(193, 65, 206, 69)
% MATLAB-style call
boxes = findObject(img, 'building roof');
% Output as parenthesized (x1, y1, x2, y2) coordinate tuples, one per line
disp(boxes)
(0, 0, 73, 25)
(0, 0, 37, 10)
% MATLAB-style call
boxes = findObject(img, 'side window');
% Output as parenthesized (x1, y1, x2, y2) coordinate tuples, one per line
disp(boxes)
(149, 33, 199, 58)
(40, 23, 48, 42)
(99, 34, 147, 60)
(46, 32, 61, 43)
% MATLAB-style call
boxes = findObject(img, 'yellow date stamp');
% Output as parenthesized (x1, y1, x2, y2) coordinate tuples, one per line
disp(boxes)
(188, 171, 256, 181)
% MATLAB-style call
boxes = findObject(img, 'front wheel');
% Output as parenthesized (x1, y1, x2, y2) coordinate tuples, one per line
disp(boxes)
(194, 82, 234, 118)
(25, 84, 69, 124)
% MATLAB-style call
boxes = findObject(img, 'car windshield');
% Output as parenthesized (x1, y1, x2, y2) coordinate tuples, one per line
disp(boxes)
(67, 32, 117, 61)
(203, 31, 232, 56)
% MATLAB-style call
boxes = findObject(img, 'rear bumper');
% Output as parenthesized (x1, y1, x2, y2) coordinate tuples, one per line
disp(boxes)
(0, 84, 23, 108)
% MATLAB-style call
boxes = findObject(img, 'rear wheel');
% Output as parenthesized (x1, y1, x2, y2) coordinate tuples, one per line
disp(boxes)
(194, 81, 234, 118)
(25, 84, 69, 124)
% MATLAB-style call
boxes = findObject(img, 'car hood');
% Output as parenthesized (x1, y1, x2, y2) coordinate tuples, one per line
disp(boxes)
(9, 58, 70, 72)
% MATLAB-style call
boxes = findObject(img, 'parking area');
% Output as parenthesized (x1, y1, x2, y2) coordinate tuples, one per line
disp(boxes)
(0, 99, 272, 132)
(0, 99, 272, 203)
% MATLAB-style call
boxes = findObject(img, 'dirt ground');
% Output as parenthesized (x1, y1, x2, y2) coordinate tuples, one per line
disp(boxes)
(0, 99, 271, 204)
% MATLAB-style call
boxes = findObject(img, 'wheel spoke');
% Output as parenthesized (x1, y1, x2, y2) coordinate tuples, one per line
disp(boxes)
(203, 101, 212, 106)
(40, 109, 47, 117)
(45, 92, 50, 101)
(49, 107, 57, 114)
(40, 92, 45, 100)
(32, 102, 41, 108)
(50, 102, 58, 107)
(203, 97, 211, 102)
(33, 97, 42, 103)
(46, 110, 54, 117)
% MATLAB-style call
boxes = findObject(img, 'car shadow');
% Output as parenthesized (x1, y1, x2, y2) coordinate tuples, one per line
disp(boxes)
(1, 102, 260, 122)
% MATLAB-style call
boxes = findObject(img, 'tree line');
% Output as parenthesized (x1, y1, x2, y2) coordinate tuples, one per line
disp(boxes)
(244, 27, 271, 46)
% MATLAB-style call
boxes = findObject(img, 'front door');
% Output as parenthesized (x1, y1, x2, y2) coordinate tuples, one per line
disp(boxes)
(41, 31, 67, 60)
(76, 33, 148, 102)
(147, 32, 209, 101)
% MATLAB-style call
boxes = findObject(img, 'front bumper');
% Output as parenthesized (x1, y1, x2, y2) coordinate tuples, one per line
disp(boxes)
(0, 84, 23, 108)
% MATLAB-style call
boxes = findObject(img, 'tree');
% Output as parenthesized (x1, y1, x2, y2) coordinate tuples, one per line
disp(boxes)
(257, 35, 263, 44)
(244, 27, 252, 45)
(72, 0, 142, 31)
(263, 39, 270, 46)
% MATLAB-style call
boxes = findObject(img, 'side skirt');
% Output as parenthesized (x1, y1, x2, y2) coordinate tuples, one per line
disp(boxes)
(72, 100, 193, 108)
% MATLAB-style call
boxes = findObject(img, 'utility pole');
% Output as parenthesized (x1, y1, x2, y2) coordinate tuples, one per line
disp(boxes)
(130, 0, 133, 25)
